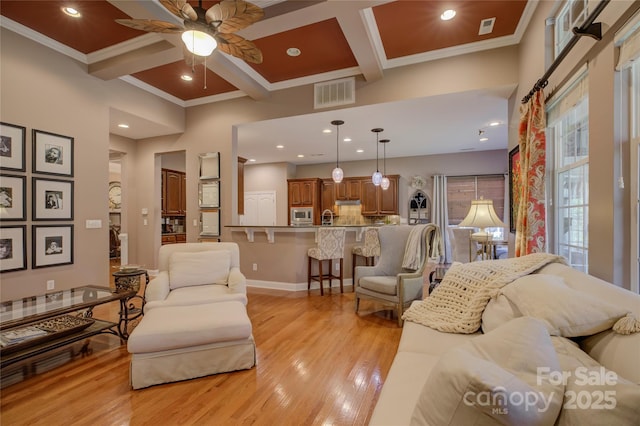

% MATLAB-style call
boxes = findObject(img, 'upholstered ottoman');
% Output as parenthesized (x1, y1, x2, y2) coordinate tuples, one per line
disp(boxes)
(127, 301, 256, 389)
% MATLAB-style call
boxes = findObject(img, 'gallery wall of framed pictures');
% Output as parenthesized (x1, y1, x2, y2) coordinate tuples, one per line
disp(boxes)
(1, 122, 75, 273)
(198, 152, 221, 240)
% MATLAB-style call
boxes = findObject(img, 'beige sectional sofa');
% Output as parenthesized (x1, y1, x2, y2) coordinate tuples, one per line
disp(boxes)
(370, 260, 640, 425)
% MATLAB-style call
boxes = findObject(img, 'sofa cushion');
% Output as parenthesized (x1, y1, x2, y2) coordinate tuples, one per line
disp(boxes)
(497, 274, 630, 337)
(551, 336, 640, 425)
(127, 301, 252, 353)
(578, 330, 640, 384)
(359, 276, 398, 295)
(411, 317, 563, 426)
(169, 250, 230, 289)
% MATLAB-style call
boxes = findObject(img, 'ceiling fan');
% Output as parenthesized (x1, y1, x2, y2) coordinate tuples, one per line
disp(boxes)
(116, 0, 264, 65)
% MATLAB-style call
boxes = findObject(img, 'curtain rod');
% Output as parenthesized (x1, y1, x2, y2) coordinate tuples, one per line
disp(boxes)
(521, 0, 610, 104)
(440, 173, 507, 179)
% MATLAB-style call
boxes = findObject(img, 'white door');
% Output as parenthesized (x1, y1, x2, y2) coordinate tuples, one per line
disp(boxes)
(243, 191, 276, 226)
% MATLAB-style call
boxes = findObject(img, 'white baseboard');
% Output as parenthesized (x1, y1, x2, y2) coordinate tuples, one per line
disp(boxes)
(247, 278, 353, 292)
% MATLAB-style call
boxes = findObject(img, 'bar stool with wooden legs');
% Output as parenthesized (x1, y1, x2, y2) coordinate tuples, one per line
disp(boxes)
(308, 227, 346, 295)
(351, 227, 381, 290)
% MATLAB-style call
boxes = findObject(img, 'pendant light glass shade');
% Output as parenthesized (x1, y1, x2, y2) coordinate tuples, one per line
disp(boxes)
(371, 128, 383, 186)
(380, 138, 390, 190)
(380, 176, 390, 190)
(331, 120, 344, 183)
(182, 30, 217, 56)
(332, 167, 344, 183)
(372, 171, 382, 186)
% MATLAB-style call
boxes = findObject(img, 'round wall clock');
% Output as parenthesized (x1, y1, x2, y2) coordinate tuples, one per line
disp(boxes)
(109, 181, 122, 210)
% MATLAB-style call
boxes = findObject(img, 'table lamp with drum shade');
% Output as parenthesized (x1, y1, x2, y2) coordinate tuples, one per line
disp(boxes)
(458, 198, 507, 242)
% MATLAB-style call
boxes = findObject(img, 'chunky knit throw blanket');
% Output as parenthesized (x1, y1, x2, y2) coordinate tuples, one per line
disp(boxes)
(402, 253, 567, 334)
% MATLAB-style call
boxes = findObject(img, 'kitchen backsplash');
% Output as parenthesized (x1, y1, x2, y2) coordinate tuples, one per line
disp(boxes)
(333, 205, 400, 226)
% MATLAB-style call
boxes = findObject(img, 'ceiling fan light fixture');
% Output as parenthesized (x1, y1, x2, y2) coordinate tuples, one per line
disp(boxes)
(182, 30, 217, 57)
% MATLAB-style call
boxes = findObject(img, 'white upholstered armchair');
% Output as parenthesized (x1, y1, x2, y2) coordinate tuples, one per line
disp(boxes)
(354, 224, 441, 326)
(144, 242, 247, 312)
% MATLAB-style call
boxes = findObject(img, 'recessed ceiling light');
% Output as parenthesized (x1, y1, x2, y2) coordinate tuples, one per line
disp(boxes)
(118, 124, 129, 129)
(343, 138, 351, 142)
(489, 121, 500, 126)
(276, 145, 284, 149)
(356, 149, 364, 153)
(441, 9, 456, 20)
(479, 137, 489, 142)
(323, 129, 331, 134)
(62, 7, 81, 17)
(181, 74, 193, 81)
(297, 154, 304, 158)
(286, 47, 301, 57)
(249, 159, 256, 162)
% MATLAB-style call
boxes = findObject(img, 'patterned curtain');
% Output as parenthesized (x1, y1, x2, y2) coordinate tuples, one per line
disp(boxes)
(515, 90, 547, 256)
(432, 175, 450, 263)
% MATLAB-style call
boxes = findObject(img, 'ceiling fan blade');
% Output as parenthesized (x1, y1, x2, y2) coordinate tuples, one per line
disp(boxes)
(159, 0, 198, 21)
(206, 0, 264, 33)
(216, 32, 263, 64)
(115, 19, 185, 34)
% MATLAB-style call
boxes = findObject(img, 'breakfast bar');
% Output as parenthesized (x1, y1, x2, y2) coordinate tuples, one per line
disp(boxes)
(226, 225, 385, 289)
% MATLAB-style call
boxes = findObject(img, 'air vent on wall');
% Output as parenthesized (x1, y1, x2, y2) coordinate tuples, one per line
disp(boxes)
(479, 17, 496, 35)
(314, 77, 355, 109)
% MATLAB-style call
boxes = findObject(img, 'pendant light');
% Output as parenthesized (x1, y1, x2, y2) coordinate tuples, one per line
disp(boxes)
(331, 120, 344, 183)
(380, 138, 390, 190)
(371, 128, 383, 186)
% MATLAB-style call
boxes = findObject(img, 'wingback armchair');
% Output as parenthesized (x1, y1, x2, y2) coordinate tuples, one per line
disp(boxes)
(354, 224, 441, 326)
(144, 242, 247, 312)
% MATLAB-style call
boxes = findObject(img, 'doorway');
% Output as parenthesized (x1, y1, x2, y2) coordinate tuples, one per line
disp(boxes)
(109, 151, 123, 276)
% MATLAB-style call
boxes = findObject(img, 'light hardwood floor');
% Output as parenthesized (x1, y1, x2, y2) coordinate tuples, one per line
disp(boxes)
(1, 278, 403, 425)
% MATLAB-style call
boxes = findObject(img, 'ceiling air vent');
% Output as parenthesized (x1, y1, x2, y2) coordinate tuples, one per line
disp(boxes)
(314, 77, 355, 109)
(478, 17, 495, 35)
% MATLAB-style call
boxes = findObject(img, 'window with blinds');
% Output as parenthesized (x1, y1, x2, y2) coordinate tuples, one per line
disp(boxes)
(447, 175, 505, 225)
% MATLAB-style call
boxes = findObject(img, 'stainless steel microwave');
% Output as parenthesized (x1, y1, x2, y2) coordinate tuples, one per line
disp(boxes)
(290, 207, 313, 226)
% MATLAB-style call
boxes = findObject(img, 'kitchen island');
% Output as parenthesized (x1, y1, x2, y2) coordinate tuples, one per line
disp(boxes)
(225, 225, 386, 290)
(226, 224, 377, 243)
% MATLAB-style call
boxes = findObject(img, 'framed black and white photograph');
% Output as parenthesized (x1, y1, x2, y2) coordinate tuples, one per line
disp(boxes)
(199, 180, 220, 208)
(0, 122, 26, 172)
(0, 225, 27, 273)
(33, 177, 74, 220)
(33, 225, 73, 269)
(0, 174, 26, 221)
(32, 129, 74, 177)
(200, 209, 220, 237)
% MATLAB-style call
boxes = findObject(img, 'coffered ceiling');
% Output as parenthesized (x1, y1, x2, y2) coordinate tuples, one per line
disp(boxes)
(1, 0, 535, 163)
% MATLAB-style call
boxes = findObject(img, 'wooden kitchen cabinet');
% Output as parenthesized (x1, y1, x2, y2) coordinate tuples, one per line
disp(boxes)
(336, 179, 361, 200)
(361, 175, 399, 216)
(321, 180, 337, 214)
(162, 168, 186, 216)
(288, 178, 320, 207)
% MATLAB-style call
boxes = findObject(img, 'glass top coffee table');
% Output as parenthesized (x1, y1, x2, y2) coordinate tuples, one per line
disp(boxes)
(0, 285, 144, 369)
